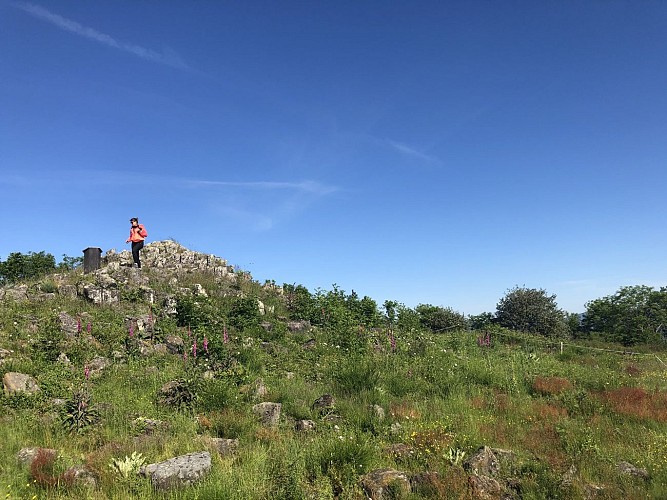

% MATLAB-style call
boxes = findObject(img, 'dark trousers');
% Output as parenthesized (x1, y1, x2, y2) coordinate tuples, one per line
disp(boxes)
(131, 241, 144, 268)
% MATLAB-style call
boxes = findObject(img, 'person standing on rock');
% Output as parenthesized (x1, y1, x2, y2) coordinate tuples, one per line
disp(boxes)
(126, 217, 148, 268)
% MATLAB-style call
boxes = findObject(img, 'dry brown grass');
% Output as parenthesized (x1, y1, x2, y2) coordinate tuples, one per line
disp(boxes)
(532, 376, 573, 395)
(598, 387, 667, 422)
(389, 402, 421, 421)
(30, 448, 74, 489)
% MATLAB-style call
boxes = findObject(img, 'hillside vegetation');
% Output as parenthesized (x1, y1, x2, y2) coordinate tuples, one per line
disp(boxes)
(1, 241, 666, 499)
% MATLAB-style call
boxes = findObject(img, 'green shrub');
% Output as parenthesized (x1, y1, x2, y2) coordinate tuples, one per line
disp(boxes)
(61, 388, 100, 434)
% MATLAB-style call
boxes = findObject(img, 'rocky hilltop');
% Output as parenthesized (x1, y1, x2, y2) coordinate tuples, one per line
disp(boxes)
(0, 240, 240, 308)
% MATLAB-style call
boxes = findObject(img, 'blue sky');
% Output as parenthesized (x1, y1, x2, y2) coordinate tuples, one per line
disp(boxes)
(2, 1, 666, 314)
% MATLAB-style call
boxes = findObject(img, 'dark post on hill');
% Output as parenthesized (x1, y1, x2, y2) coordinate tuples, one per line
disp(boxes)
(82, 247, 102, 274)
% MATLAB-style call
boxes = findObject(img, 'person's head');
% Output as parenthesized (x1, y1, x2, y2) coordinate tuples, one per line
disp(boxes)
(130, 217, 139, 227)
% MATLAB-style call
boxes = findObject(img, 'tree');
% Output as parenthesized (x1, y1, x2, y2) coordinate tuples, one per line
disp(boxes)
(582, 285, 667, 345)
(415, 304, 467, 332)
(0, 251, 56, 284)
(495, 286, 567, 337)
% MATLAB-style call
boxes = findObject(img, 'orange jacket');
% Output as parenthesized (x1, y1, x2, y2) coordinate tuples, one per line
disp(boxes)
(126, 224, 148, 243)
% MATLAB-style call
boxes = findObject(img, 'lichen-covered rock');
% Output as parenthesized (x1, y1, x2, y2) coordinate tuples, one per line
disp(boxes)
(617, 461, 649, 480)
(17, 447, 57, 466)
(3, 372, 40, 394)
(359, 468, 410, 500)
(206, 437, 239, 457)
(140, 451, 211, 490)
(295, 419, 316, 432)
(252, 402, 281, 427)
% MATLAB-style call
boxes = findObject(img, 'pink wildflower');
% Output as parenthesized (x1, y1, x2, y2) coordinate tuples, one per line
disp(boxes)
(87, 322, 92, 334)
(192, 338, 197, 358)
(77, 318, 82, 334)
(223, 325, 229, 344)
(129, 324, 135, 338)
(203, 336, 209, 354)
(388, 329, 396, 353)
(84, 365, 90, 380)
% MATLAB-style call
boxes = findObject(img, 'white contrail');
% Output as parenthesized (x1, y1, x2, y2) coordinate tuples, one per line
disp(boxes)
(13, 2, 188, 69)
(387, 140, 440, 164)
(187, 179, 338, 195)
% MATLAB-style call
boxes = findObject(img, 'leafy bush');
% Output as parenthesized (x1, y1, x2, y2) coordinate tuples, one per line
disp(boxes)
(496, 286, 568, 337)
(415, 304, 467, 332)
(583, 285, 667, 345)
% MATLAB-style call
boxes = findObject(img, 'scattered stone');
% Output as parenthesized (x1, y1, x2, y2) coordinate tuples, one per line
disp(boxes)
(206, 437, 239, 457)
(133, 417, 165, 435)
(285, 372, 295, 379)
(165, 334, 184, 354)
(372, 404, 385, 420)
(163, 296, 178, 315)
(295, 419, 316, 432)
(82, 285, 119, 305)
(140, 451, 211, 490)
(2, 285, 28, 301)
(252, 378, 268, 399)
(384, 443, 414, 461)
(17, 447, 57, 466)
(252, 402, 282, 427)
(312, 394, 335, 413)
(0, 348, 13, 359)
(3, 372, 40, 395)
(287, 320, 311, 332)
(359, 468, 410, 500)
(617, 461, 649, 480)
(467, 474, 503, 500)
(153, 344, 168, 355)
(65, 464, 99, 488)
(260, 321, 273, 332)
(59, 312, 80, 336)
(87, 356, 111, 376)
(58, 284, 78, 299)
(302, 339, 316, 350)
(463, 446, 500, 476)
(192, 284, 208, 297)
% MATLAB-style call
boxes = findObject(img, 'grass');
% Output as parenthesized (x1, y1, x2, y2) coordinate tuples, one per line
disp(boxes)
(2, 269, 667, 499)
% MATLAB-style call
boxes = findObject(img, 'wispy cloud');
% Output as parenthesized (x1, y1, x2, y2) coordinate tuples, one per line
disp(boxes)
(187, 179, 338, 196)
(386, 140, 441, 165)
(13, 2, 188, 70)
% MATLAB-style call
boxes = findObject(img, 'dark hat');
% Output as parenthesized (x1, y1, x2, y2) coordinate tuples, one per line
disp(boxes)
(130, 217, 138, 222)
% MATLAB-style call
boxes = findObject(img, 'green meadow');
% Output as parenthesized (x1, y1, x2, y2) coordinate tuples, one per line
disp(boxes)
(1, 250, 666, 499)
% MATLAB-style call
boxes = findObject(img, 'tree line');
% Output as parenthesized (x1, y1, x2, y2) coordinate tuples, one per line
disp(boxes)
(0, 251, 82, 285)
(1, 249, 664, 347)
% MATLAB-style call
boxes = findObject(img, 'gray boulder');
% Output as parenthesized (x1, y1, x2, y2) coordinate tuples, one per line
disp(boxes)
(3, 372, 40, 395)
(617, 461, 649, 480)
(359, 468, 410, 500)
(207, 438, 239, 457)
(295, 419, 316, 432)
(17, 447, 57, 466)
(252, 402, 281, 427)
(140, 451, 211, 490)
